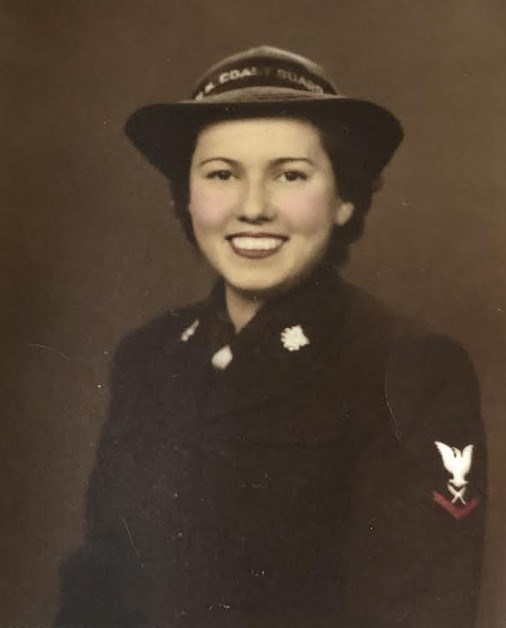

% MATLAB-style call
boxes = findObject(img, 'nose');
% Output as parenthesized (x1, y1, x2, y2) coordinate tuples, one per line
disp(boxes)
(237, 179, 274, 224)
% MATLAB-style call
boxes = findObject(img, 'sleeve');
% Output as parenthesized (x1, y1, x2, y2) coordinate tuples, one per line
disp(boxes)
(55, 336, 147, 628)
(343, 332, 487, 628)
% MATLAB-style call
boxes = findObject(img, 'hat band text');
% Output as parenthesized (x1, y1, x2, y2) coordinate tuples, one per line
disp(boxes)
(192, 61, 336, 100)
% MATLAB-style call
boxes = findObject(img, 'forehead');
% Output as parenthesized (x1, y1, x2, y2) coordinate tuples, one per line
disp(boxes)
(193, 117, 326, 157)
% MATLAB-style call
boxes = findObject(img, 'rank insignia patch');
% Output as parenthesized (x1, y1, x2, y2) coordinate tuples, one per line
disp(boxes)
(433, 441, 480, 519)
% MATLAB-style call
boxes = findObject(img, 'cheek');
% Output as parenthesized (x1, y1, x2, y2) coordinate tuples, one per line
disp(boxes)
(278, 188, 335, 233)
(189, 186, 232, 230)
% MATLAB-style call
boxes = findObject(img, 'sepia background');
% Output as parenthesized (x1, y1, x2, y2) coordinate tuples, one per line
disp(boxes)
(1, 0, 505, 625)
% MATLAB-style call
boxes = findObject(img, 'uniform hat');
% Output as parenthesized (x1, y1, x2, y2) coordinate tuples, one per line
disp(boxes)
(125, 45, 403, 181)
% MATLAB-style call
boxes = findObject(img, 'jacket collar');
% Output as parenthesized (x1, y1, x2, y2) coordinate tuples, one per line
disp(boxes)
(160, 265, 353, 421)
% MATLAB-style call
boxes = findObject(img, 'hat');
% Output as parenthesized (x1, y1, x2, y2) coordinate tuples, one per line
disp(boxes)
(125, 45, 403, 181)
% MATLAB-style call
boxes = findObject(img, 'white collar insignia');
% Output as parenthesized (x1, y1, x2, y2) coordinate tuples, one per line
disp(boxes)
(280, 325, 310, 352)
(211, 345, 233, 370)
(180, 319, 200, 342)
(434, 441, 474, 504)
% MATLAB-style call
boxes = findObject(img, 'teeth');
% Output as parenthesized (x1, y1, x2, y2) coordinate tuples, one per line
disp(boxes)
(230, 236, 284, 251)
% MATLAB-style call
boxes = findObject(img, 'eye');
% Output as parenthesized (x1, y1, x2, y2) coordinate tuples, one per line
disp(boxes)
(279, 170, 308, 182)
(206, 170, 233, 181)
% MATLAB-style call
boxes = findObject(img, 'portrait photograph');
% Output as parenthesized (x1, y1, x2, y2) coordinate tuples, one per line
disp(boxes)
(1, 1, 505, 627)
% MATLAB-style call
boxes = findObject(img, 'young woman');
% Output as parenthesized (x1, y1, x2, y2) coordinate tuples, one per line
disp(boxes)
(56, 46, 486, 628)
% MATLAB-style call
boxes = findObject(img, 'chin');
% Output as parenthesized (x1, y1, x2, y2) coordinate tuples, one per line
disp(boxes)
(224, 268, 306, 299)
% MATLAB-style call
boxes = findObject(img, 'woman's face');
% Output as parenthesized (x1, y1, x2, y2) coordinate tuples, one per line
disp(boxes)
(188, 117, 354, 297)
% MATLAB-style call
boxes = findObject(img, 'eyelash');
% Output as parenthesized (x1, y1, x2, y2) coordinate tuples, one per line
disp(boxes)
(279, 170, 308, 182)
(206, 170, 233, 181)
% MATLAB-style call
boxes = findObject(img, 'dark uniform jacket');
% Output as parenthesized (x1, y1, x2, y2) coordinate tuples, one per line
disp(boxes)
(56, 268, 486, 628)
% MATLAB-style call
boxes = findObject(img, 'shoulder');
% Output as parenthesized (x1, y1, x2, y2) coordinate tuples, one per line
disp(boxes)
(385, 324, 480, 434)
(377, 315, 484, 463)
(333, 278, 419, 343)
(337, 280, 482, 436)
(333, 279, 420, 360)
(339, 279, 476, 370)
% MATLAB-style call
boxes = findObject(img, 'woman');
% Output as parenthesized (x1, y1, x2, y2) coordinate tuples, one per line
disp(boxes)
(56, 46, 486, 627)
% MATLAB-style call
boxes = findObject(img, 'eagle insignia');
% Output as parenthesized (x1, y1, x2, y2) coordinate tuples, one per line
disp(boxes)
(433, 441, 480, 519)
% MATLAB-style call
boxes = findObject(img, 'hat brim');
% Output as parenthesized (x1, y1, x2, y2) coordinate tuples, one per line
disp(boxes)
(124, 89, 403, 181)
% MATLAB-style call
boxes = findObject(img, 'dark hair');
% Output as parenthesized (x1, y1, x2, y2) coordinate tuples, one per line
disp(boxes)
(170, 113, 377, 267)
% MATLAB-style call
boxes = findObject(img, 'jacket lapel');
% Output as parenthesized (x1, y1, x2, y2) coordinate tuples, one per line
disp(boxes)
(199, 270, 351, 421)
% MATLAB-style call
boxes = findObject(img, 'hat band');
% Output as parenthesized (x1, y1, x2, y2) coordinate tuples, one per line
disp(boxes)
(192, 58, 337, 101)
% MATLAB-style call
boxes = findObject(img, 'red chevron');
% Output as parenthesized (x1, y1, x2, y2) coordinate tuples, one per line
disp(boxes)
(433, 491, 480, 520)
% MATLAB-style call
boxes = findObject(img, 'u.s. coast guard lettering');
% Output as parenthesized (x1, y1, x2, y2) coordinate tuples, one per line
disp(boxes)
(193, 63, 331, 100)
(433, 441, 480, 520)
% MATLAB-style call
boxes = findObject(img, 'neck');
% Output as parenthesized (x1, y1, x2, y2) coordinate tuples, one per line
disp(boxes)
(225, 285, 265, 332)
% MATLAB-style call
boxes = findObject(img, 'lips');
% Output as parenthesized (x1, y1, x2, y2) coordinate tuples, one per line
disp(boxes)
(226, 232, 288, 259)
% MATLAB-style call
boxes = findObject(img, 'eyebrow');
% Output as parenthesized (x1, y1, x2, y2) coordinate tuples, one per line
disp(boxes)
(197, 157, 316, 167)
(272, 157, 315, 167)
(197, 157, 236, 167)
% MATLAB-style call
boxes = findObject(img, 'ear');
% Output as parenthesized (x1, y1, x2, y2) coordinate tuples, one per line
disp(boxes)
(334, 201, 355, 227)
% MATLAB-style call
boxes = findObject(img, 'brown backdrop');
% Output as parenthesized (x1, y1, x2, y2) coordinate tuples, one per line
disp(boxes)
(2, 1, 505, 625)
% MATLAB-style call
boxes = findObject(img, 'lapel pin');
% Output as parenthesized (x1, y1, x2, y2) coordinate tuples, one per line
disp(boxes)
(180, 319, 200, 342)
(280, 325, 310, 352)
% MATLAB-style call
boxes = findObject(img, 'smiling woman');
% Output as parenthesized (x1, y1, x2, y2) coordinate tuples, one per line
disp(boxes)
(56, 46, 487, 628)
(189, 118, 354, 329)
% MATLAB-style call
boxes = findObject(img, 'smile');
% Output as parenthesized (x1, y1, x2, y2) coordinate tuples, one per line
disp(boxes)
(227, 233, 288, 259)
